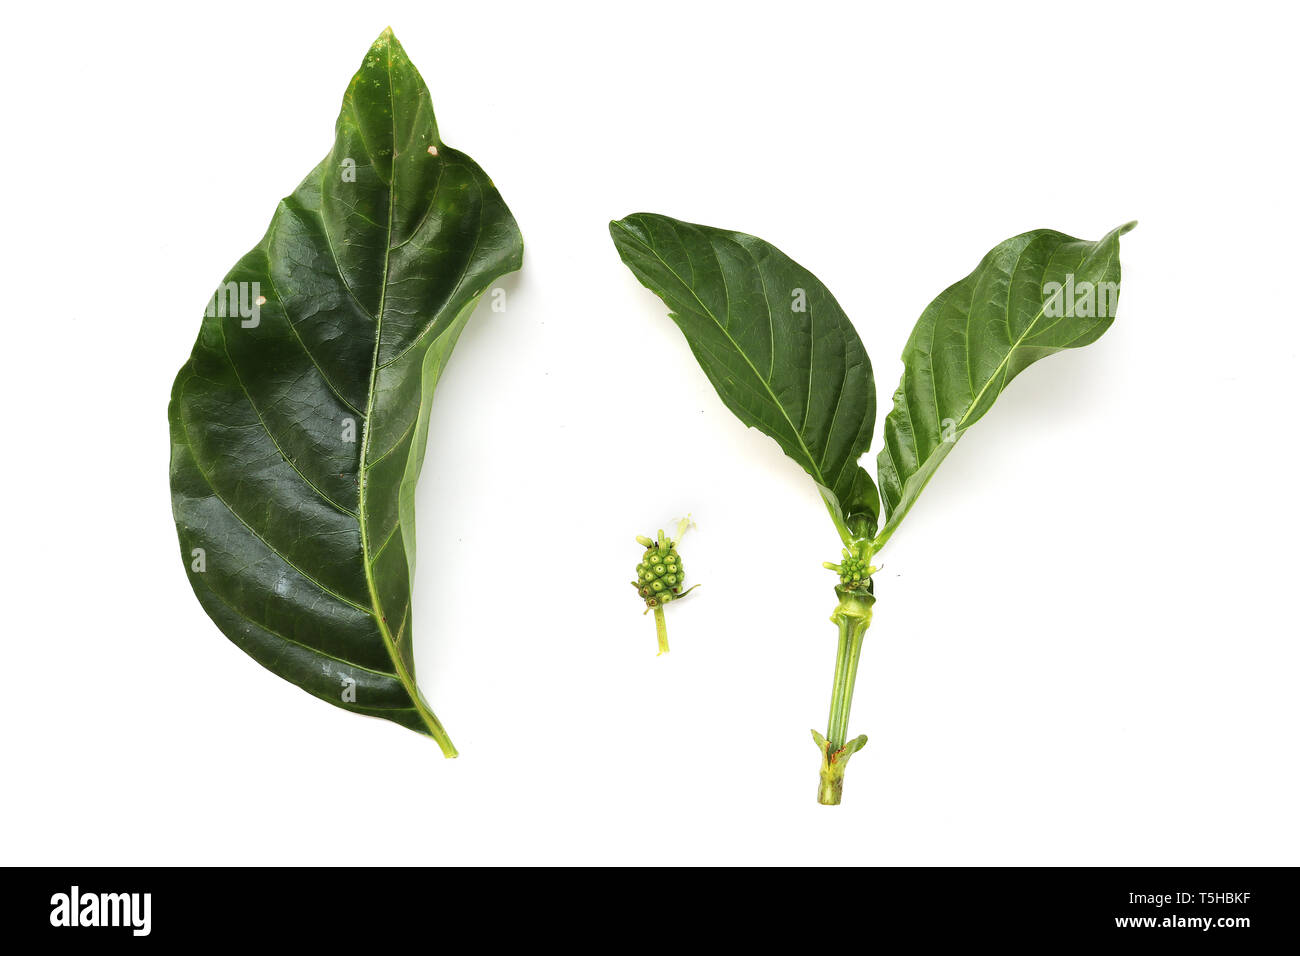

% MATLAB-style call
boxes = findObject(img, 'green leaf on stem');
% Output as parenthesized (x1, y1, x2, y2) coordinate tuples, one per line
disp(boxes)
(874, 223, 1135, 550)
(609, 213, 878, 541)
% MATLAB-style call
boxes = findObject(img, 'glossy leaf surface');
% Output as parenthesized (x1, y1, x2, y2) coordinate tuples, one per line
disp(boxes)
(168, 30, 523, 751)
(874, 224, 1134, 550)
(610, 213, 878, 537)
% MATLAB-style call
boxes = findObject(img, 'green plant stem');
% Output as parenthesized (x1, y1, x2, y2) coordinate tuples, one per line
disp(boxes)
(817, 588, 874, 805)
(826, 614, 867, 748)
(654, 606, 669, 655)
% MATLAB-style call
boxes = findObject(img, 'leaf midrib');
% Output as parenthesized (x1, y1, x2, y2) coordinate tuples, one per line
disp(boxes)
(352, 41, 444, 741)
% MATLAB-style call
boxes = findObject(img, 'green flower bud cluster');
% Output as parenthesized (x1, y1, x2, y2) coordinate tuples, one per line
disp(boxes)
(823, 549, 877, 589)
(633, 534, 687, 608)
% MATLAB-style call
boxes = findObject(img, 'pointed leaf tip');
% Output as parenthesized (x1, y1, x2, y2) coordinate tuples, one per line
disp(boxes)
(608, 217, 637, 242)
(372, 26, 407, 57)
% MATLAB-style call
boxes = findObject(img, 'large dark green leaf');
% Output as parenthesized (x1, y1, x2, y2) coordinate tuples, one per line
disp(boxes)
(168, 29, 523, 753)
(610, 214, 878, 540)
(874, 223, 1134, 550)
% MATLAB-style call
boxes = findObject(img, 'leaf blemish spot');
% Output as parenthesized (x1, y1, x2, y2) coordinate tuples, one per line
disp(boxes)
(427, 145, 438, 157)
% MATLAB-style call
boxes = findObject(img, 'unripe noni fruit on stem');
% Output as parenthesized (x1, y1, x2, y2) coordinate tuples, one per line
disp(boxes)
(630, 522, 699, 654)
(823, 549, 878, 592)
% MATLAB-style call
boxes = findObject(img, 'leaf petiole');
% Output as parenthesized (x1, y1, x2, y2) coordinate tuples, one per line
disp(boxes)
(820, 491, 857, 550)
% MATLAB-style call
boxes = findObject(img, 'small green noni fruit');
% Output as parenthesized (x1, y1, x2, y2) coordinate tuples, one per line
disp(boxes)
(630, 521, 699, 655)
(823, 549, 877, 590)
(633, 534, 687, 608)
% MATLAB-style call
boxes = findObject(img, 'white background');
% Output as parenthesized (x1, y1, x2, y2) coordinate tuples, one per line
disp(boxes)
(1, 0, 1296, 865)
